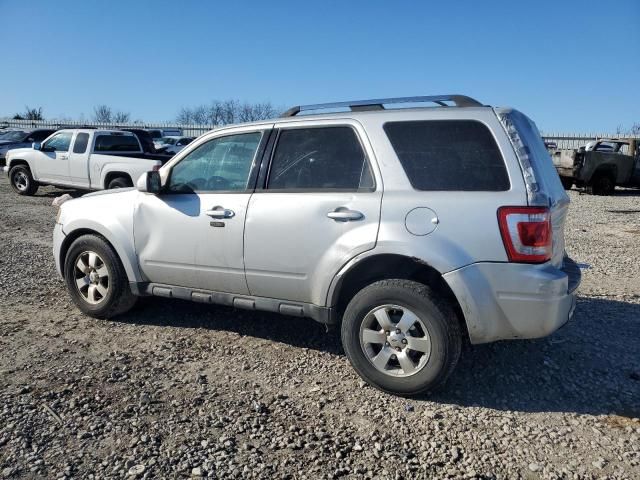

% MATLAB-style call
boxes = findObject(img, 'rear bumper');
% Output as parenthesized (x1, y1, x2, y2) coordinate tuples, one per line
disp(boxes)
(444, 257, 581, 344)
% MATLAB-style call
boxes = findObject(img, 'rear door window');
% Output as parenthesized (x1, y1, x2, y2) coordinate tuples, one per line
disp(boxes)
(384, 120, 510, 191)
(266, 126, 374, 190)
(73, 133, 90, 153)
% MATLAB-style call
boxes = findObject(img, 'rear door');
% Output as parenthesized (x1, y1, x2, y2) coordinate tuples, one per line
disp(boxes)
(68, 132, 91, 187)
(243, 120, 382, 306)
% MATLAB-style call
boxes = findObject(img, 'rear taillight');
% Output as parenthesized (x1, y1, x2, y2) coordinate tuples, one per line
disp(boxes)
(497, 206, 552, 263)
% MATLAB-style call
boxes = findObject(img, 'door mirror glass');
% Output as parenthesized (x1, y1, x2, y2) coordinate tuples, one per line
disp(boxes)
(137, 171, 162, 194)
(33, 142, 42, 151)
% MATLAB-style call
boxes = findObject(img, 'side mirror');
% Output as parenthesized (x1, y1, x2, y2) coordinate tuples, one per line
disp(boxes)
(33, 142, 42, 151)
(137, 171, 162, 194)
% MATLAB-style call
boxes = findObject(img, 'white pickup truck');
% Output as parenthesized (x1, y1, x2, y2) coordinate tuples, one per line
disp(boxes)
(5, 129, 170, 196)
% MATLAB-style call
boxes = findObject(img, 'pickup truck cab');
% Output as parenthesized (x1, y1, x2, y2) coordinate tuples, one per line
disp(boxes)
(6, 129, 168, 196)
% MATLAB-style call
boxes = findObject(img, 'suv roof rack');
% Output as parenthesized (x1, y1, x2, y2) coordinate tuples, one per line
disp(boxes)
(281, 94, 484, 117)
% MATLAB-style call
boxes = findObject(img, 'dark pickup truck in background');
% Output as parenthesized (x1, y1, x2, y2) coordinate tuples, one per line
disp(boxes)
(551, 138, 640, 195)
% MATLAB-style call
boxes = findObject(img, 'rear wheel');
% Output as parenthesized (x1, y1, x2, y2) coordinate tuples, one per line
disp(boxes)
(588, 173, 615, 195)
(107, 176, 132, 189)
(341, 279, 462, 396)
(9, 165, 39, 196)
(64, 234, 137, 318)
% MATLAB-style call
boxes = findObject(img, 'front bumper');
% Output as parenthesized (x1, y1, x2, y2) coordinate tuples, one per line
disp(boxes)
(444, 257, 581, 344)
(53, 223, 66, 278)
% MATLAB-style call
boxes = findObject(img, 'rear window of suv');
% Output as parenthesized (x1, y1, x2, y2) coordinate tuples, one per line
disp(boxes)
(383, 120, 510, 191)
(94, 134, 140, 152)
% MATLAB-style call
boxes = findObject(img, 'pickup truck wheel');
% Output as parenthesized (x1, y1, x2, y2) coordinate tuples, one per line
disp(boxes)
(64, 234, 137, 319)
(107, 177, 132, 189)
(588, 173, 615, 195)
(560, 176, 573, 190)
(341, 279, 461, 396)
(9, 165, 39, 196)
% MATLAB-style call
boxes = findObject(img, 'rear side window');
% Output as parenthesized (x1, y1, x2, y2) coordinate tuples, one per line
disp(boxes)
(94, 134, 140, 152)
(73, 133, 90, 153)
(384, 120, 510, 191)
(267, 126, 374, 190)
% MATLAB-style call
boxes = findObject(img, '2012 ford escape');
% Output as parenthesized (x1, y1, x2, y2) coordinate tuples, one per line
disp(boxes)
(52, 95, 581, 395)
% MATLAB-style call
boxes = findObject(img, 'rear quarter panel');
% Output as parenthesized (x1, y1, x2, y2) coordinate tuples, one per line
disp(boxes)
(357, 108, 527, 273)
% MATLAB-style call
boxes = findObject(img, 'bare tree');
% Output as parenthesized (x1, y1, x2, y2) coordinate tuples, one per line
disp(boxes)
(92, 105, 131, 123)
(630, 123, 640, 136)
(175, 99, 276, 126)
(112, 111, 131, 123)
(93, 105, 112, 123)
(13, 106, 44, 121)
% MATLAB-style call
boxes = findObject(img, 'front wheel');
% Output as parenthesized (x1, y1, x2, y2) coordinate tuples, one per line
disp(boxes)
(9, 165, 39, 196)
(64, 234, 137, 318)
(341, 279, 462, 396)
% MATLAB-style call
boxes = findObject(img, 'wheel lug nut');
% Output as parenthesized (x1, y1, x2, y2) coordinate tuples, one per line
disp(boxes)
(385, 331, 390, 336)
(401, 339, 407, 345)
(390, 354, 396, 360)
(395, 347, 401, 352)
(385, 342, 389, 346)
(395, 328, 401, 334)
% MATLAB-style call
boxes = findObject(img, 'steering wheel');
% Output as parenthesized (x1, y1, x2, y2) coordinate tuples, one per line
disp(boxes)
(206, 176, 231, 190)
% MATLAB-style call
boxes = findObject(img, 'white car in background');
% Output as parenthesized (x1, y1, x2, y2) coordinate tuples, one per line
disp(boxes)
(153, 136, 195, 155)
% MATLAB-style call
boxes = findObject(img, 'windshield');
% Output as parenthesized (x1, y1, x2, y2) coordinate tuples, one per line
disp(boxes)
(0, 130, 28, 142)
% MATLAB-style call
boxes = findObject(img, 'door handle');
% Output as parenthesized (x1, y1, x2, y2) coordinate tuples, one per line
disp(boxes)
(205, 206, 235, 219)
(59, 154, 69, 160)
(327, 208, 364, 222)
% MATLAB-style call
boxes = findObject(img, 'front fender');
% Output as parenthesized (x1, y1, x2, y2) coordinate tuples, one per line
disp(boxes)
(58, 190, 143, 282)
(61, 218, 143, 282)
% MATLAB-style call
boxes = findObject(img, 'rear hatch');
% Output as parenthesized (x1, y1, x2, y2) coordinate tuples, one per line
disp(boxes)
(496, 109, 570, 268)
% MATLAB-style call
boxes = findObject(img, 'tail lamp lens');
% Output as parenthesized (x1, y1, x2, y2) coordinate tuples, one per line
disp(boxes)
(497, 206, 552, 263)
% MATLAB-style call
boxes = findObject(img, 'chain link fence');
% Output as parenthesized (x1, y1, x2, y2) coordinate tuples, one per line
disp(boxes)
(0, 118, 628, 149)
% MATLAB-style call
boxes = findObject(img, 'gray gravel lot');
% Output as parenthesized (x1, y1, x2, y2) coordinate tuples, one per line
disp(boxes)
(0, 176, 639, 479)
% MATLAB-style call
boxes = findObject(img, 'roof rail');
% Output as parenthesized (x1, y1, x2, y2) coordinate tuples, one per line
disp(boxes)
(281, 94, 484, 117)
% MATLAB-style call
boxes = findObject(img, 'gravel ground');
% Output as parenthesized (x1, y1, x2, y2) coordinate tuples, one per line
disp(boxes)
(0, 176, 638, 479)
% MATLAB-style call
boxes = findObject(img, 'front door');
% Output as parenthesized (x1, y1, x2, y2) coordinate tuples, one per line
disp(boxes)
(35, 131, 73, 183)
(134, 128, 269, 293)
(243, 122, 382, 306)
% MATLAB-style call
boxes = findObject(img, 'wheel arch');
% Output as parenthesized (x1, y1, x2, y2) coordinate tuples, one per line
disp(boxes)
(7, 159, 30, 170)
(589, 163, 617, 181)
(328, 253, 468, 338)
(103, 171, 133, 189)
(59, 225, 142, 283)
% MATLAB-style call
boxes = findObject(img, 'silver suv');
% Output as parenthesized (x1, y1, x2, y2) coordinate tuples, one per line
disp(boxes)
(53, 95, 581, 395)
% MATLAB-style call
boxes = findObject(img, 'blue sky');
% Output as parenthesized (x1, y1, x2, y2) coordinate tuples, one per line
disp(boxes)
(1, 0, 638, 132)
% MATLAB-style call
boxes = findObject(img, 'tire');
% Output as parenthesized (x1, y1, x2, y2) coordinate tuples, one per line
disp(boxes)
(341, 279, 462, 396)
(587, 173, 615, 195)
(9, 165, 39, 196)
(560, 176, 573, 190)
(64, 234, 137, 319)
(107, 176, 132, 189)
